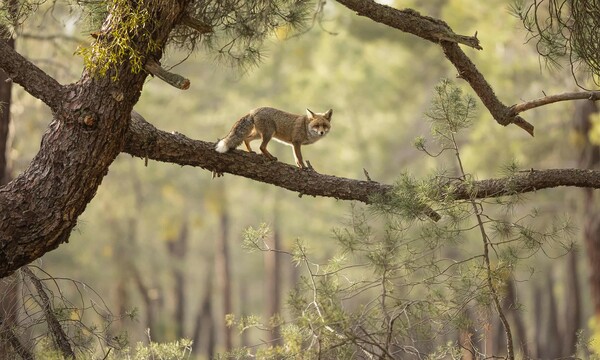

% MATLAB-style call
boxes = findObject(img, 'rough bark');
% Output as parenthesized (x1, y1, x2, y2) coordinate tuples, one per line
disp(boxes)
(0, 36, 14, 185)
(124, 112, 600, 204)
(0, 32, 21, 359)
(0, 0, 189, 278)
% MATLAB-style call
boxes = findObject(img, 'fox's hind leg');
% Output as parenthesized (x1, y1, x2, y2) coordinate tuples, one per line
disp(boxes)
(259, 134, 278, 161)
(243, 130, 260, 153)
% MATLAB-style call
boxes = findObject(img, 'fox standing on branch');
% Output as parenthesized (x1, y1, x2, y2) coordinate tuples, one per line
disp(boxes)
(215, 107, 333, 169)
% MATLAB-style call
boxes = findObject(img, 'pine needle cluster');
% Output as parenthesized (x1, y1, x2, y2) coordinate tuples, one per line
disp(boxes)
(511, 0, 600, 86)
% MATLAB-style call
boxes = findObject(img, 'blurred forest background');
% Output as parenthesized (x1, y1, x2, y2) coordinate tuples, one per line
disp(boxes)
(1, 0, 598, 358)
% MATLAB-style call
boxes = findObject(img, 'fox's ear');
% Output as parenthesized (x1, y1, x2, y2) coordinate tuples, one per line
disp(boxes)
(323, 109, 333, 121)
(306, 108, 316, 119)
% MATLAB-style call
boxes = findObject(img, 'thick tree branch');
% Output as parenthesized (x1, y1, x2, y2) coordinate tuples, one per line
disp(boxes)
(124, 112, 392, 203)
(124, 113, 600, 206)
(511, 91, 600, 115)
(0, 39, 64, 110)
(448, 169, 600, 199)
(335, 0, 535, 136)
(335, 0, 481, 49)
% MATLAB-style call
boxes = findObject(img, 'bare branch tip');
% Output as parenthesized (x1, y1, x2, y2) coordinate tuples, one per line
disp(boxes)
(144, 59, 190, 90)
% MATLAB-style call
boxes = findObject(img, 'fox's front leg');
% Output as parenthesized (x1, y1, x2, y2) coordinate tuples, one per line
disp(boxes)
(292, 143, 306, 168)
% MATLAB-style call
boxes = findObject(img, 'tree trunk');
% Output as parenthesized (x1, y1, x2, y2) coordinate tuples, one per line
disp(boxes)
(0, 0, 190, 279)
(503, 279, 529, 357)
(192, 271, 215, 359)
(541, 273, 561, 358)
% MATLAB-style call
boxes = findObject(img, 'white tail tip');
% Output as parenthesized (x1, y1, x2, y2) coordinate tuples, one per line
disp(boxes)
(215, 140, 229, 153)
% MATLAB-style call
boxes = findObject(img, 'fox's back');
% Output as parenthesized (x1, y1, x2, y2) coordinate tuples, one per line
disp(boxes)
(251, 107, 299, 127)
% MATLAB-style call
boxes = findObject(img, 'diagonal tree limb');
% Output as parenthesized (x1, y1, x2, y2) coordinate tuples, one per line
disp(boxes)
(124, 112, 600, 204)
(335, 0, 535, 136)
(22, 267, 75, 359)
(0, 39, 64, 110)
(334, 0, 482, 49)
(440, 42, 535, 136)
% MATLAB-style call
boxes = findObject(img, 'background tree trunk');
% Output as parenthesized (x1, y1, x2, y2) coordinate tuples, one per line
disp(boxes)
(215, 182, 233, 351)
(264, 198, 282, 345)
(168, 219, 189, 340)
(193, 271, 215, 359)
(562, 249, 581, 357)
(573, 101, 600, 327)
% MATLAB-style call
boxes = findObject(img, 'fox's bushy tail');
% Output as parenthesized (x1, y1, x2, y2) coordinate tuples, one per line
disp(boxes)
(215, 115, 254, 153)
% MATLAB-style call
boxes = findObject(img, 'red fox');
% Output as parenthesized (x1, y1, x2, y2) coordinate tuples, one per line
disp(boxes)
(215, 107, 333, 168)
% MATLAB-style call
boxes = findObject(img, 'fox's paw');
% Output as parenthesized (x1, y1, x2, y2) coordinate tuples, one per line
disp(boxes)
(304, 160, 315, 171)
(211, 170, 224, 179)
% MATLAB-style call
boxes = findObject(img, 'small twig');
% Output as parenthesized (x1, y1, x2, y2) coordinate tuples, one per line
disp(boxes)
(511, 91, 600, 114)
(144, 59, 190, 90)
(180, 14, 213, 34)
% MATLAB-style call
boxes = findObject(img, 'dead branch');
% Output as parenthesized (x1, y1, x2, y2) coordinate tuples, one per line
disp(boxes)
(334, 0, 481, 49)
(181, 14, 213, 34)
(511, 91, 600, 114)
(334, 0, 535, 136)
(22, 267, 75, 359)
(144, 59, 190, 90)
